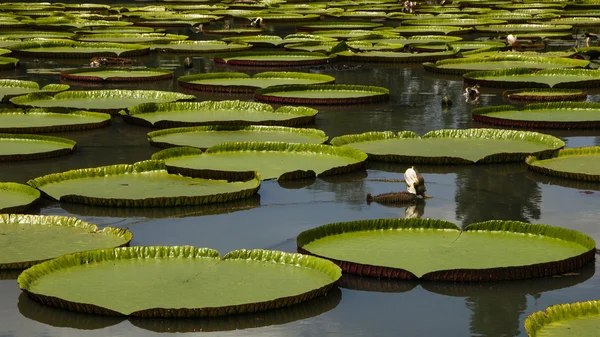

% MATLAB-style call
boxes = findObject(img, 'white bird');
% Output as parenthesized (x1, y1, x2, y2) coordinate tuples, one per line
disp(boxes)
(506, 34, 517, 46)
(250, 17, 263, 27)
(404, 166, 426, 197)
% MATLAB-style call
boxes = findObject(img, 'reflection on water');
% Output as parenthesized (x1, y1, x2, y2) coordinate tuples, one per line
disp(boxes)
(0, 270, 22, 280)
(526, 171, 600, 192)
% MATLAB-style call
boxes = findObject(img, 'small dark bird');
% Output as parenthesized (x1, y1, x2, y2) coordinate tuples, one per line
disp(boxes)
(183, 57, 193, 69)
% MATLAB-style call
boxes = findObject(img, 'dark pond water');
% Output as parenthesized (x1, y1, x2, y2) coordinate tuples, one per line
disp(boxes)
(2, 6, 600, 337)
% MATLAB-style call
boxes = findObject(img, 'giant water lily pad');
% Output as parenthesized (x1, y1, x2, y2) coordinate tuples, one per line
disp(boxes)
(148, 125, 328, 149)
(0, 183, 40, 214)
(152, 142, 367, 181)
(463, 68, 600, 89)
(475, 24, 572, 32)
(335, 48, 458, 63)
(503, 88, 587, 102)
(388, 25, 473, 35)
(297, 218, 595, 281)
(151, 41, 251, 53)
(10, 90, 196, 115)
(0, 80, 69, 102)
(254, 84, 389, 105)
(0, 56, 18, 70)
(424, 55, 589, 75)
(60, 68, 173, 82)
(0, 214, 132, 269)
(214, 51, 335, 67)
(17, 247, 341, 317)
(9, 40, 149, 58)
(472, 102, 600, 129)
(525, 300, 600, 337)
(0, 134, 76, 161)
(526, 147, 600, 182)
(330, 129, 564, 164)
(403, 18, 507, 26)
(122, 101, 318, 128)
(0, 31, 75, 40)
(75, 33, 188, 44)
(27, 160, 260, 207)
(297, 21, 384, 30)
(0, 108, 110, 133)
(178, 72, 335, 93)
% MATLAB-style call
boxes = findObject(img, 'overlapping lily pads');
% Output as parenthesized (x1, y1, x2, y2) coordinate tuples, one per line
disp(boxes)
(148, 125, 328, 149)
(330, 129, 564, 164)
(10, 90, 196, 115)
(151, 40, 251, 53)
(424, 55, 589, 75)
(297, 218, 596, 281)
(214, 51, 335, 67)
(9, 40, 150, 58)
(335, 48, 459, 63)
(152, 142, 367, 181)
(0, 134, 76, 161)
(0, 183, 40, 214)
(122, 101, 318, 128)
(60, 68, 173, 82)
(178, 72, 335, 93)
(27, 160, 260, 207)
(463, 68, 600, 89)
(472, 102, 600, 129)
(0, 108, 110, 133)
(475, 24, 572, 32)
(75, 33, 188, 44)
(17, 247, 341, 317)
(388, 25, 473, 36)
(526, 147, 600, 182)
(254, 84, 390, 105)
(525, 300, 600, 337)
(1, 214, 132, 270)
(0, 80, 69, 102)
(502, 88, 587, 102)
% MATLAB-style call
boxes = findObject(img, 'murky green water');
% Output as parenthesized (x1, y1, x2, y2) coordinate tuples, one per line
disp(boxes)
(1, 3, 600, 337)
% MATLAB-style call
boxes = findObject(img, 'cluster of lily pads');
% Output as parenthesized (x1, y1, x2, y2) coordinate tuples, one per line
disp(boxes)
(0, 0, 600, 334)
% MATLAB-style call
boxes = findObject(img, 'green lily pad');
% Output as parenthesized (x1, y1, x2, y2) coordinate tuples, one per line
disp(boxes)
(17, 247, 341, 317)
(297, 21, 384, 31)
(0, 183, 40, 214)
(329, 129, 565, 164)
(502, 88, 587, 102)
(178, 72, 335, 93)
(221, 35, 285, 47)
(0, 56, 19, 70)
(526, 147, 600, 182)
(60, 68, 173, 82)
(27, 160, 260, 207)
(151, 40, 251, 53)
(532, 17, 600, 26)
(0, 108, 110, 133)
(473, 102, 600, 129)
(0, 133, 76, 161)
(312, 29, 398, 40)
(25, 17, 133, 29)
(0, 80, 69, 103)
(330, 11, 388, 19)
(449, 41, 508, 51)
(148, 125, 328, 149)
(10, 90, 196, 115)
(0, 214, 132, 270)
(335, 48, 459, 63)
(73, 26, 158, 34)
(122, 101, 318, 128)
(525, 300, 600, 337)
(254, 84, 389, 105)
(403, 18, 507, 26)
(203, 28, 264, 35)
(152, 142, 367, 181)
(236, 13, 320, 22)
(0, 31, 75, 40)
(464, 68, 600, 89)
(214, 51, 335, 67)
(75, 33, 188, 44)
(475, 24, 572, 32)
(424, 55, 589, 75)
(297, 218, 595, 281)
(10, 40, 150, 58)
(389, 25, 473, 36)
(401, 35, 463, 45)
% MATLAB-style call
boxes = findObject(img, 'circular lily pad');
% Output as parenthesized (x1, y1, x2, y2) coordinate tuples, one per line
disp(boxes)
(526, 147, 600, 182)
(472, 102, 600, 129)
(329, 129, 565, 164)
(389, 25, 473, 36)
(10, 40, 149, 58)
(423, 55, 589, 75)
(463, 68, 600, 89)
(60, 68, 173, 82)
(525, 300, 600, 337)
(1, 214, 132, 270)
(0, 108, 110, 133)
(122, 101, 318, 128)
(10, 90, 196, 115)
(254, 84, 390, 105)
(203, 28, 263, 36)
(152, 142, 368, 181)
(75, 33, 188, 44)
(0, 183, 40, 214)
(0, 80, 69, 103)
(27, 160, 260, 207)
(297, 21, 384, 31)
(297, 218, 596, 281)
(475, 24, 572, 32)
(148, 125, 328, 150)
(0, 31, 75, 40)
(0, 56, 18, 70)
(335, 48, 459, 63)
(17, 247, 341, 317)
(178, 72, 335, 93)
(403, 18, 507, 27)
(503, 88, 587, 102)
(151, 41, 251, 53)
(0, 134, 76, 162)
(214, 51, 335, 67)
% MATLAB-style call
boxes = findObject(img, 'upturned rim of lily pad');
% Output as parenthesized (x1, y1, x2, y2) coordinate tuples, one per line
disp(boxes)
(526, 146, 600, 182)
(60, 68, 173, 82)
(0, 108, 111, 133)
(0, 133, 76, 162)
(254, 84, 390, 105)
(0, 183, 41, 214)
